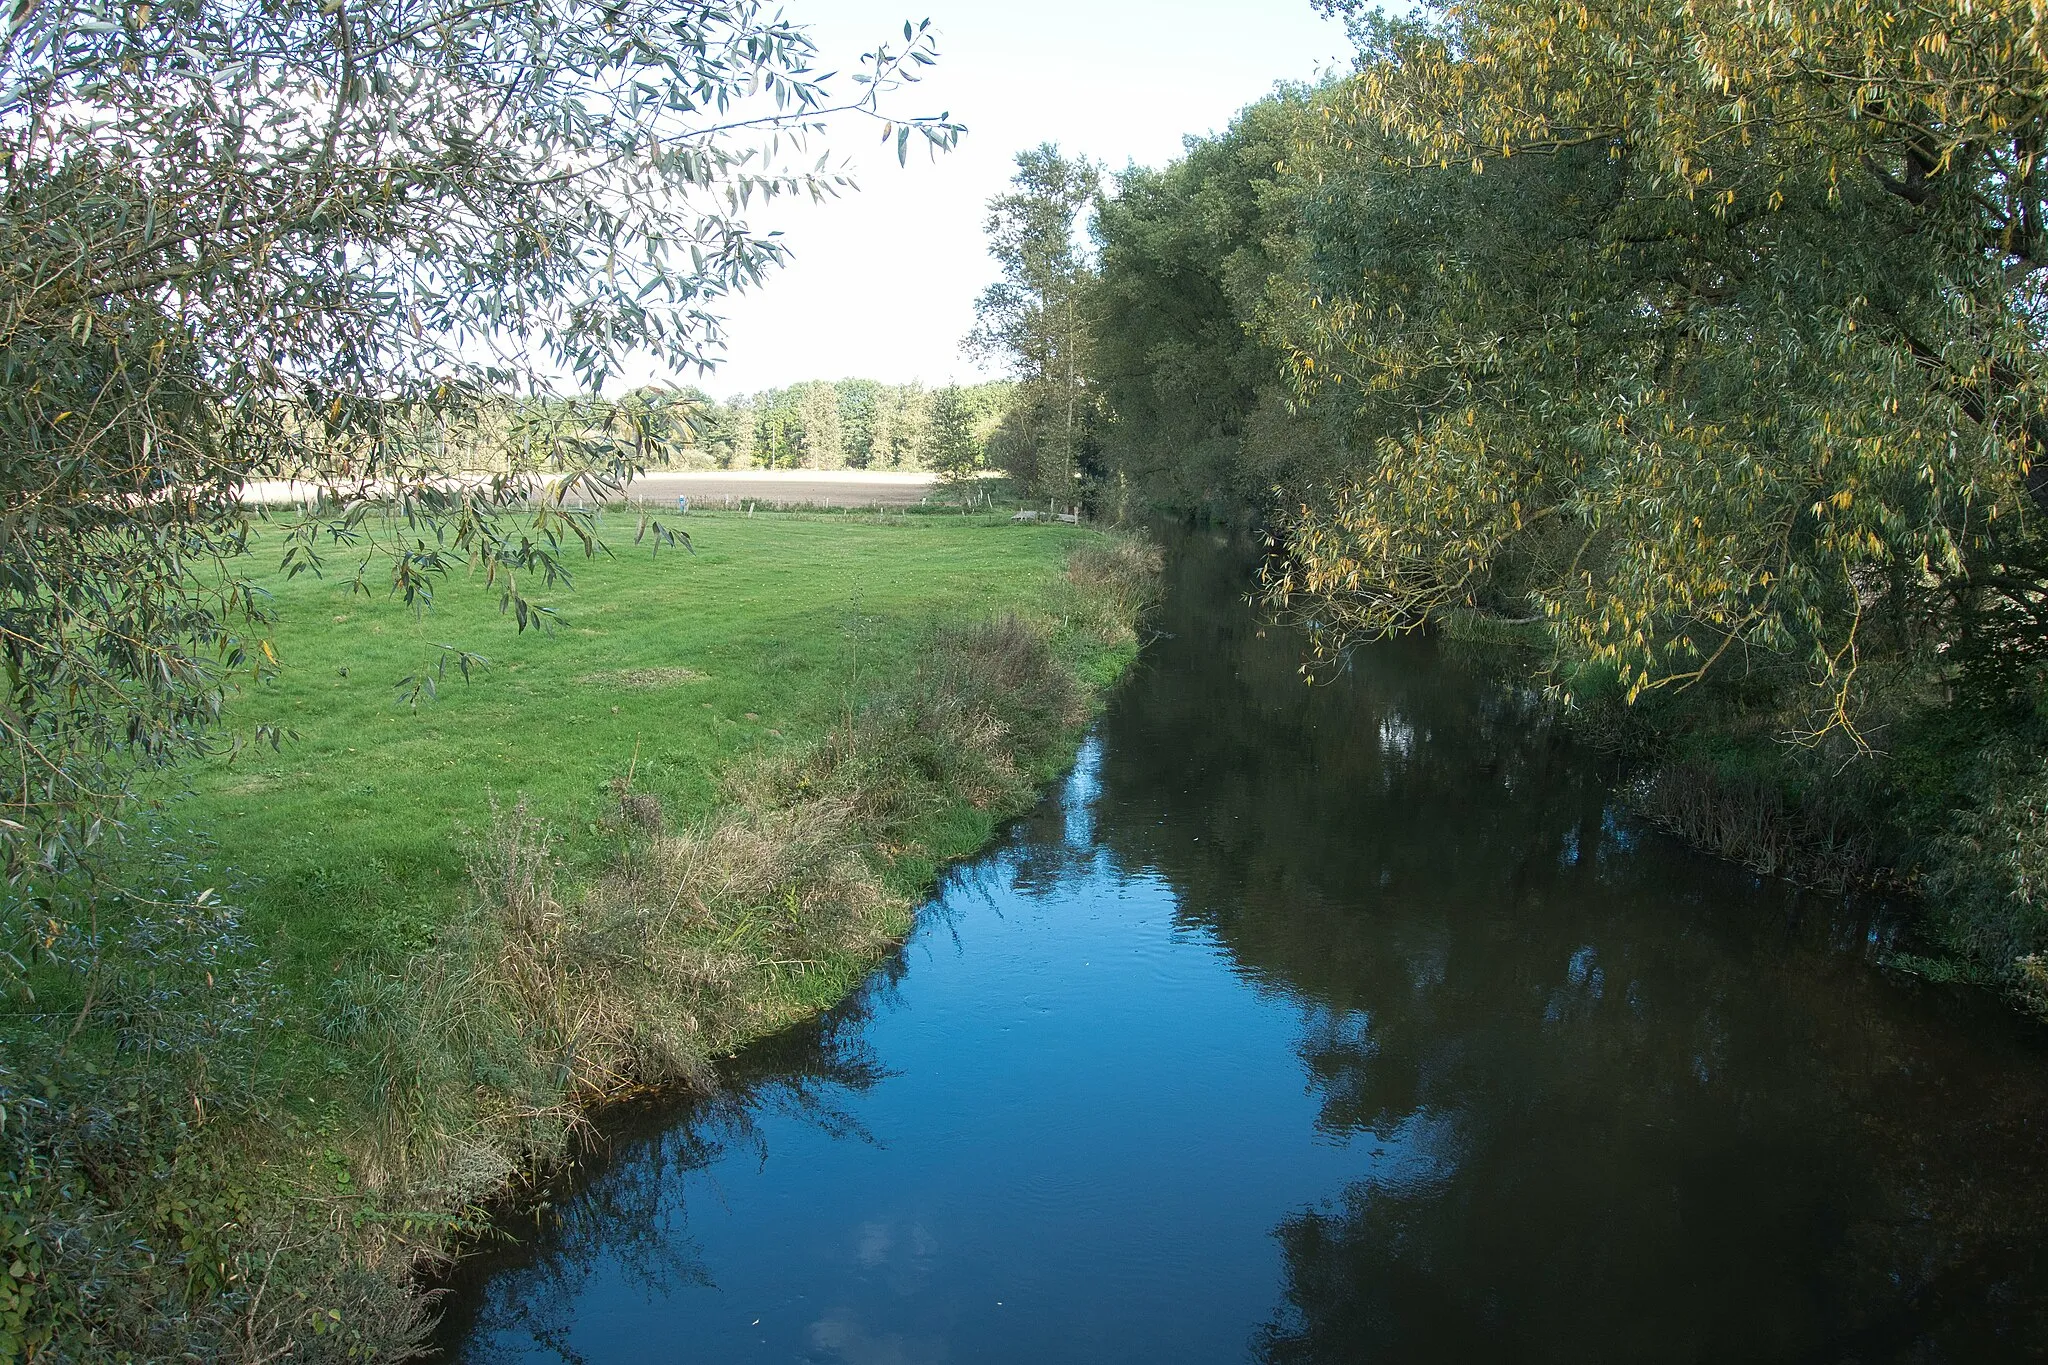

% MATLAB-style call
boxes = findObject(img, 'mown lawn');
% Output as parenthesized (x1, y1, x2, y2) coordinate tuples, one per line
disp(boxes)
(156, 509, 1103, 993)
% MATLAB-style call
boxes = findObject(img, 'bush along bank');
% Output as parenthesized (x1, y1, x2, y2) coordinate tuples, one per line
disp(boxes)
(1541, 657, 2048, 1017)
(1, 532, 1161, 1363)
(1426, 606, 2048, 1015)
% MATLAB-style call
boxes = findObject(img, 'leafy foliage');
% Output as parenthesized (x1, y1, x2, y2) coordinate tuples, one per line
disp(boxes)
(1083, 0, 2048, 979)
(1265, 0, 2048, 745)
(0, 828, 430, 1360)
(1088, 90, 1346, 519)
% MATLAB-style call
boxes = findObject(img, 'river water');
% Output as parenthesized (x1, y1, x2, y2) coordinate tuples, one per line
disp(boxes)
(443, 531, 2048, 1363)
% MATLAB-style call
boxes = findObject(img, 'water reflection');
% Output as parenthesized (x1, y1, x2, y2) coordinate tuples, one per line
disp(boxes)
(437, 991, 901, 1356)
(445, 531, 2048, 1364)
(1126, 541, 2048, 1361)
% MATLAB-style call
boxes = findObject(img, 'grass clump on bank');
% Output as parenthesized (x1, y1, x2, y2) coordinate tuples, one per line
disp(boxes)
(1, 514, 1159, 1362)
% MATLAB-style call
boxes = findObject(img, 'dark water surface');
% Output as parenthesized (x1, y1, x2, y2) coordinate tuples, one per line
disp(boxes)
(445, 533, 2048, 1363)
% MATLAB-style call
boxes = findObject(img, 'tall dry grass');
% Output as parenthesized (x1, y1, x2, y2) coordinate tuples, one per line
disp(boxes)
(1064, 532, 1164, 649)
(1629, 760, 1883, 891)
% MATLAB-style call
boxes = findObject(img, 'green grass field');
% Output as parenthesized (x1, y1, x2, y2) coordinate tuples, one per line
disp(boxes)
(155, 509, 1107, 992)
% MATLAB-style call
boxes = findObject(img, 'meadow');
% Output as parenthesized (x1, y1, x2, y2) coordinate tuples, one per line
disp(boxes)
(159, 508, 1117, 995)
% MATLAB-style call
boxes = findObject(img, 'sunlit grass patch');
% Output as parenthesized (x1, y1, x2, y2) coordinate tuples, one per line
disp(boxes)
(155, 510, 1106, 987)
(575, 665, 711, 688)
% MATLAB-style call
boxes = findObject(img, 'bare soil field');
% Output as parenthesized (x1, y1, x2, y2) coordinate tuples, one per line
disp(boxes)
(621, 468, 939, 508)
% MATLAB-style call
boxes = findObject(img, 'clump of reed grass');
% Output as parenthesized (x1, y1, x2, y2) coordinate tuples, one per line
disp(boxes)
(755, 614, 1087, 828)
(1629, 759, 1882, 890)
(333, 789, 896, 1210)
(1064, 532, 1163, 648)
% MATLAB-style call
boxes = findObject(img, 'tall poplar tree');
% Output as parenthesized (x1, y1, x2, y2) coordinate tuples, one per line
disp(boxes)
(968, 145, 1101, 500)
(927, 384, 982, 492)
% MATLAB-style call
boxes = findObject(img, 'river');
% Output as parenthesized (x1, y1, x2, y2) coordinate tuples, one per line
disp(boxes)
(440, 530, 2048, 1363)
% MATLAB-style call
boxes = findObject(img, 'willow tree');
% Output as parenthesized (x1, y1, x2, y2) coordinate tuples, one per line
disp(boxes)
(0, 0, 957, 885)
(1265, 0, 2048, 743)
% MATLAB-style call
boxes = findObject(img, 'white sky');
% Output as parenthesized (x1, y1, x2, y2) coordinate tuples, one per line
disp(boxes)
(663, 1, 1349, 398)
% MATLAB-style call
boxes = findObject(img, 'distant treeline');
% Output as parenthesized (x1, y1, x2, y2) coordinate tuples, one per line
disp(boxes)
(704, 378, 1010, 471)
(505, 379, 1013, 474)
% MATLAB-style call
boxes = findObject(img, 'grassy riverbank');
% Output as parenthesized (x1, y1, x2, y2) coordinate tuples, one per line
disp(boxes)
(4, 511, 1158, 1362)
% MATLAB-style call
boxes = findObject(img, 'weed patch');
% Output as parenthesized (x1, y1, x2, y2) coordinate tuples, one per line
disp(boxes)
(1064, 532, 1164, 651)
(1629, 758, 1886, 891)
(575, 667, 709, 689)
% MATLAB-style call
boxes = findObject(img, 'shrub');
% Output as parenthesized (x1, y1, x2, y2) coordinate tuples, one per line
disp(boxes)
(1922, 737, 2048, 980)
(0, 835, 429, 1361)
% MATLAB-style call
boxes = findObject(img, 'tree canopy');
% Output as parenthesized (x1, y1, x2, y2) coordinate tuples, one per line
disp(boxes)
(969, 145, 1101, 501)
(1090, 0, 2048, 739)
(1271, 0, 2048, 740)
(1077, 0, 2048, 976)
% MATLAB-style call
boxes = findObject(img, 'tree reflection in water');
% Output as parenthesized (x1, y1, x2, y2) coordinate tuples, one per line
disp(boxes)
(434, 981, 899, 1362)
(1094, 534, 2048, 1363)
